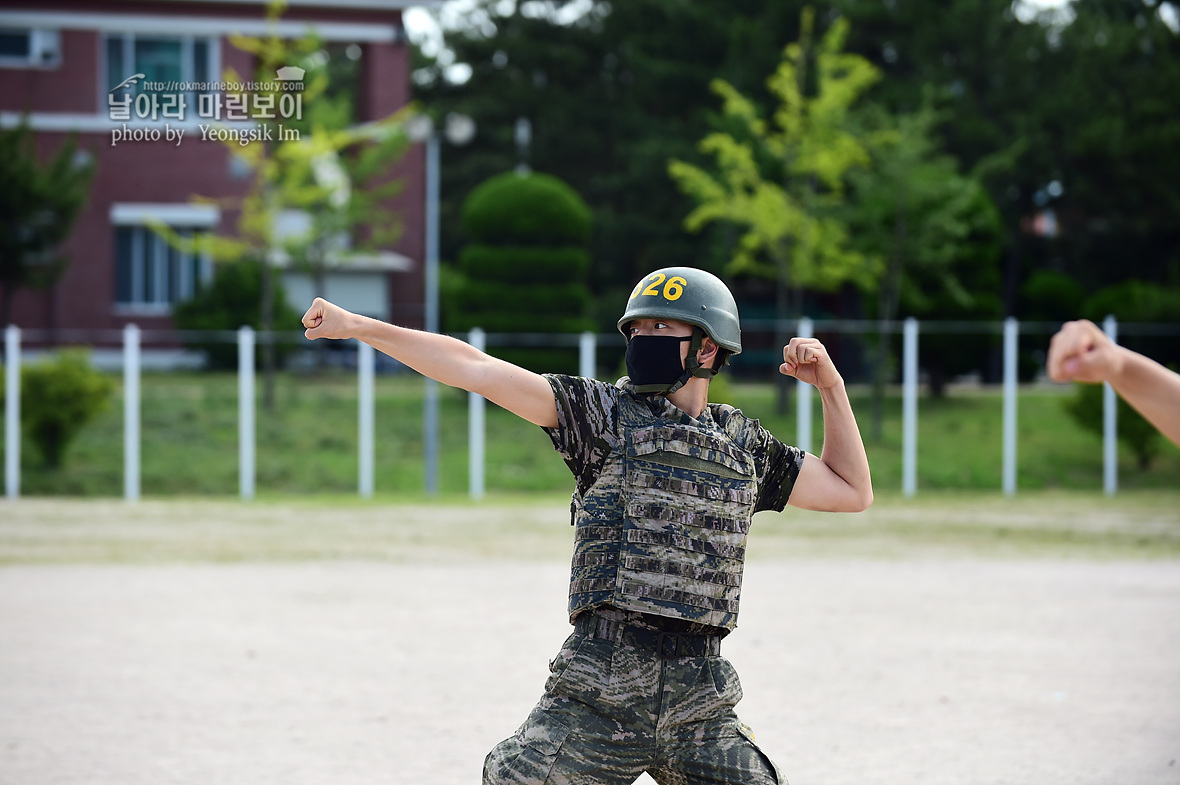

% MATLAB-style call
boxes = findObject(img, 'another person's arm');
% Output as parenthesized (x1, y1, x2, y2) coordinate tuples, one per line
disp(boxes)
(778, 337, 873, 513)
(302, 297, 558, 428)
(1047, 319, 1180, 447)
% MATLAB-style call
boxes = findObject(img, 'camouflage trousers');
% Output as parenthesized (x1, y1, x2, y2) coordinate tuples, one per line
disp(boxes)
(483, 619, 784, 785)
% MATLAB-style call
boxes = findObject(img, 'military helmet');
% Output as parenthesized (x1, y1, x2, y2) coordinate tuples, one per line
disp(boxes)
(617, 267, 742, 354)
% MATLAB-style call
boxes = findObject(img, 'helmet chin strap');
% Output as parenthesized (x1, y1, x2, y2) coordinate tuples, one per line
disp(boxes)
(645, 327, 718, 397)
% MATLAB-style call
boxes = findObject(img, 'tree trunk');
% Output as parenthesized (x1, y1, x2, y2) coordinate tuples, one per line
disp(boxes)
(928, 365, 948, 398)
(1, 278, 12, 329)
(774, 249, 793, 416)
(871, 183, 909, 443)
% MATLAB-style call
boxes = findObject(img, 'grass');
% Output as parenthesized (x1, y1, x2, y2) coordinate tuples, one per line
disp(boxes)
(2, 370, 1178, 497)
(2, 491, 1178, 565)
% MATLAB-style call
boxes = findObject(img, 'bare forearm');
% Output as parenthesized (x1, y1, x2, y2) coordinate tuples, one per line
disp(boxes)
(334, 311, 557, 427)
(348, 314, 489, 391)
(818, 382, 873, 507)
(1110, 349, 1180, 447)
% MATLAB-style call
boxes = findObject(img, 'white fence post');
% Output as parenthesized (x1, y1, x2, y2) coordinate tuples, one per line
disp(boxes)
(1002, 317, 1018, 496)
(468, 328, 486, 500)
(902, 317, 918, 497)
(796, 317, 813, 455)
(5, 325, 20, 499)
(123, 324, 140, 502)
(238, 326, 255, 501)
(579, 331, 596, 379)
(358, 340, 375, 499)
(424, 379, 439, 496)
(1103, 315, 1118, 496)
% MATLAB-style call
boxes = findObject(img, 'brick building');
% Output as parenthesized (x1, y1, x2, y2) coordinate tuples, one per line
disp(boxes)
(0, 0, 428, 360)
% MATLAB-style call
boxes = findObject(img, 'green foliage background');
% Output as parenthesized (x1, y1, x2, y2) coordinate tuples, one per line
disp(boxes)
(172, 259, 303, 370)
(414, 0, 1180, 386)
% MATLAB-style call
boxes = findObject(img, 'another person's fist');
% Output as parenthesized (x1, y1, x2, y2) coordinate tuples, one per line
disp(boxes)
(1047, 319, 1124, 384)
(302, 297, 355, 341)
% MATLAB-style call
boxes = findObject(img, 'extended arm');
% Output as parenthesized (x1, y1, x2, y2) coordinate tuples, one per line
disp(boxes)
(302, 298, 559, 428)
(1048, 319, 1180, 447)
(778, 338, 873, 513)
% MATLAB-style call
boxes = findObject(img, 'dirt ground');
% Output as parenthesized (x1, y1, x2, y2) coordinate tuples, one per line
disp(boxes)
(1, 498, 1179, 785)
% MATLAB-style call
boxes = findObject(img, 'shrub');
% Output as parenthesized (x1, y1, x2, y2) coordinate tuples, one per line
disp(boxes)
(1080, 279, 1180, 371)
(172, 259, 302, 370)
(2, 350, 115, 469)
(1020, 270, 1086, 322)
(1064, 382, 1161, 470)
(461, 171, 592, 246)
(448, 172, 596, 374)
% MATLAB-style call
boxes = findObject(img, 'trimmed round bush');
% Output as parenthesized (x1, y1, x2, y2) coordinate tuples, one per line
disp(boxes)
(448, 171, 595, 373)
(461, 171, 592, 246)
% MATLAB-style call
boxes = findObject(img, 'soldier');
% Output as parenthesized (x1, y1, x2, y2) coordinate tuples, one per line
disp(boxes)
(302, 266, 872, 785)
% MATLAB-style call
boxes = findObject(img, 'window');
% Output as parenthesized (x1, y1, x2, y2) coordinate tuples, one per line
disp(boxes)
(0, 28, 61, 68)
(104, 32, 215, 100)
(114, 226, 212, 312)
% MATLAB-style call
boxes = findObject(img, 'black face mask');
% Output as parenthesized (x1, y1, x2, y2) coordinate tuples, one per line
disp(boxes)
(625, 334, 691, 393)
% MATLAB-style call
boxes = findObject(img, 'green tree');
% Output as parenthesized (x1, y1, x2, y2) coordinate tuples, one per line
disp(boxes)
(0, 350, 113, 469)
(415, 0, 1180, 346)
(447, 171, 595, 372)
(0, 120, 95, 326)
(669, 7, 881, 409)
(837, 0, 1180, 307)
(156, 0, 410, 397)
(1027, 0, 1180, 295)
(845, 100, 1003, 434)
(267, 30, 409, 314)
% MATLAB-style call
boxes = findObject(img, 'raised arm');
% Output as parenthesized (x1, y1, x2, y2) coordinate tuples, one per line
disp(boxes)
(777, 337, 873, 513)
(302, 298, 559, 428)
(1048, 319, 1180, 447)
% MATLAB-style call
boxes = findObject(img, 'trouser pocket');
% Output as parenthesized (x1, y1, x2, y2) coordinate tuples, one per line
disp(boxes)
(483, 704, 572, 785)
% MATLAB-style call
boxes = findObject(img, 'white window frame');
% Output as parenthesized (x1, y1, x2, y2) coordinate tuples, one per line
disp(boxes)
(111, 203, 218, 315)
(0, 27, 61, 69)
(102, 30, 219, 108)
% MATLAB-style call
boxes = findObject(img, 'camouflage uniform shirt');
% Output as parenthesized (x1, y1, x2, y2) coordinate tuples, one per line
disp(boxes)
(541, 374, 804, 633)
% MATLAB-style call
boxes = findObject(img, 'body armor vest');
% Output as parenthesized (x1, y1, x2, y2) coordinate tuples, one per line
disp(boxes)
(567, 392, 758, 631)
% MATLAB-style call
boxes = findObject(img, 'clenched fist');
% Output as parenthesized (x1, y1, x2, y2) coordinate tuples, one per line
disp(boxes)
(302, 297, 357, 341)
(780, 337, 843, 390)
(1046, 319, 1123, 384)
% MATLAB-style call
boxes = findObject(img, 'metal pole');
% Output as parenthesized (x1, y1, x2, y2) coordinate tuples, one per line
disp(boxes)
(1103, 315, 1118, 496)
(1002, 317, 1018, 496)
(124, 324, 140, 502)
(902, 317, 918, 497)
(579, 331, 596, 379)
(423, 133, 440, 496)
(796, 317, 813, 455)
(238, 326, 255, 501)
(468, 328, 485, 500)
(5, 325, 20, 499)
(358, 340, 375, 499)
